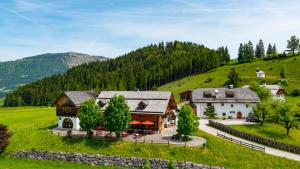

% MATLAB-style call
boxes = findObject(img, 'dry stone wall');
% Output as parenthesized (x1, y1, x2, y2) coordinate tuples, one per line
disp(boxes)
(11, 150, 225, 169)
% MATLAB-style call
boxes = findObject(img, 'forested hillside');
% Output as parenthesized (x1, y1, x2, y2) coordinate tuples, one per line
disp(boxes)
(0, 52, 106, 98)
(4, 41, 229, 106)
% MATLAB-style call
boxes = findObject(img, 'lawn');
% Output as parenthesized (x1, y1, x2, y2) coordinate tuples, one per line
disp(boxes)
(1, 106, 300, 169)
(0, 157, 127, 169)
(231, 122, 300, 147)
(158, 54, 300, 102)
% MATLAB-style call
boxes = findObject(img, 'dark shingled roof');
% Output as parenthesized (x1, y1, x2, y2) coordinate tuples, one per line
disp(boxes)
(192, 88, 260, 103)
(53, 91, 98, 106)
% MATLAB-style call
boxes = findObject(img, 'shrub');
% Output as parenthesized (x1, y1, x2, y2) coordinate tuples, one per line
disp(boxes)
(204, 77, 213, 83)
(280, 79, 288, 86)
(168, 161, 176, 169)
(291, 89, 300, 96)
(87, 130, 94, 138)
(0, 124, 12, 154)
(143, 159, 151, 169)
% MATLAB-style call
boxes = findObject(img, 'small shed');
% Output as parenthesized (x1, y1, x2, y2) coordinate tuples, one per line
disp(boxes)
(256, 68, 265, 78)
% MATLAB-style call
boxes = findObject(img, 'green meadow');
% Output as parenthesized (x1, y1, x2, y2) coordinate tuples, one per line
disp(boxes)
(231, 122, 300, 147)
(158, 55, 300, 105)
(0, 106, 300, 169)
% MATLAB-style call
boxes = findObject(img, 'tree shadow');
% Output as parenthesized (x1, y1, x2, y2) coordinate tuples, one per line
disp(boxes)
(61, 136, 117, 149)
(38, 124, 58, 130)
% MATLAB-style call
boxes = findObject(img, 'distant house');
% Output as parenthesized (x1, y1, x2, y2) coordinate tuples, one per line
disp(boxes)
(261, 84, 286, 100)
(191, 88, 260, 119)
(96, 91, 177, 133)
(52, 91, 98, 130)
(242, 84, 286, 101)
(179, 90, 193, 102)
(256, 68, 265, 78)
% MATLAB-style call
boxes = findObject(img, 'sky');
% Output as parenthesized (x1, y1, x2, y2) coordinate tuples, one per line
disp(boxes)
(0, 0, 300, 62)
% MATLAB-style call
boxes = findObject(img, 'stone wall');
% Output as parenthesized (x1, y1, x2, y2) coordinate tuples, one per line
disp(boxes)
(11, 150, 225, 169)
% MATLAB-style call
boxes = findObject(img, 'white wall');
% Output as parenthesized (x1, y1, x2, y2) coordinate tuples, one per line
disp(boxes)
(195, 102, 256, 119)
(58, 116, 80, 130)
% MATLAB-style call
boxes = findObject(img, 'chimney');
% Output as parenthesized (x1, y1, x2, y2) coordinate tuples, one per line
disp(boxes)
(229, 84, 234, 89)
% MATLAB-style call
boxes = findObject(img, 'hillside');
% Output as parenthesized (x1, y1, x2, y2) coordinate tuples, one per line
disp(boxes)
(4, 41, 228, 106)
(0, 52, 107, 98)
(158, 54, 300, 104)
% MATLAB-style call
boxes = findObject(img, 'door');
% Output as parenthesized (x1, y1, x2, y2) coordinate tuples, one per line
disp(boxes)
(62, 118, 73, 128)
(237, 112, 242, 119)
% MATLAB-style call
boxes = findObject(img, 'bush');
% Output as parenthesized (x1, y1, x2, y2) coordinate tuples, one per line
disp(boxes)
(87, 130, 94, 138)
(291, 89, 300, 96)
(168, 161, 176, 169)
(228, 116, 233, 119)
(204, 77, 213, 83)
(0, 124, 12, 154)
(143, 159, 151, 169)
(280, 79, 288, 86)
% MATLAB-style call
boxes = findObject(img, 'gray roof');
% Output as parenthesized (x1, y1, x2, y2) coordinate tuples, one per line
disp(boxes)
(96, 91, 173, 114)
(63, 91, 98, 106)
(192, 88, 260, 103)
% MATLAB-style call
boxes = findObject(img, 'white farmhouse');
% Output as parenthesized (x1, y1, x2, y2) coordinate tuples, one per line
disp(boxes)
(52, 91, 98, 130)
(191, 88, 260, 119)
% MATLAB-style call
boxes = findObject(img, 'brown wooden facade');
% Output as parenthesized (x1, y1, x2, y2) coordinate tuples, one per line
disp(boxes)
(52, 94, 79, 117)
(179, 90, 192, 102)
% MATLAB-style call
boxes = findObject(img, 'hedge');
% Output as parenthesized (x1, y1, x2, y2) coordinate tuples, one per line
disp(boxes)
(208, 120, 300, 154)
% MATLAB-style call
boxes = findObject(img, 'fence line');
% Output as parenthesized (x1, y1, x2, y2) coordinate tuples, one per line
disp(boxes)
(217, 132, 265, 152)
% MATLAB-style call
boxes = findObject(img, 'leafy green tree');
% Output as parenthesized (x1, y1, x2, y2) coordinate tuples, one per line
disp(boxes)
(104, 95, 131, 139)
(205, 106, 217, 119)
(79, 100, 102, 137)
(225, 68, 241, 87)
(177, 105, 199, 139)
(287, 35, 299, 55)
(275, 102, 298, 135)
(254, 100, 271, 126)
(249, 82, 272, 101)
(280, 66, 287, 79)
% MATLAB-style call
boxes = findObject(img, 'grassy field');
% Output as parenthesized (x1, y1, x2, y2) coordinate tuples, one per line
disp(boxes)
(158, 55, 300, 103)
(231, 122, 300, 147)
(0, 157, 127, 169)
(1, 106, 300, 169)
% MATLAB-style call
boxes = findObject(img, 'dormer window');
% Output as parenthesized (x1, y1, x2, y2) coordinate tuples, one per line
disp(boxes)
(203, 91, 216, 98)
(226, 90, 235, 98)
(137, 101, 148, 110)
(98, 100, 107, 107)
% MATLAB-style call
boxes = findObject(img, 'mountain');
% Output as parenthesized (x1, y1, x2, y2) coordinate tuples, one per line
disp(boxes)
(0, 52, 107, 98)
(4, 41, 228, 106)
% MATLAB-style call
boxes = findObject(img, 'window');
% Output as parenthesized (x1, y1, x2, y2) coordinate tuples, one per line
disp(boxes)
(230, 111, 235, 114)
(221, 103, 224, 106)
(231, 104, 234, 107)
(246, 104, 249, 108)
(222, 113, 226, 116)
(207, 103, 212, 107)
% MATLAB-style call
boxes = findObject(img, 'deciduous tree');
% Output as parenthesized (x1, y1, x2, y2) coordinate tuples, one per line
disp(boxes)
(287, 35, 299, 55)
(275, 102, 298, 136)
(104, 95, 131, 139)
(79, 100, 102, 137)
(177, 105, 199, 140)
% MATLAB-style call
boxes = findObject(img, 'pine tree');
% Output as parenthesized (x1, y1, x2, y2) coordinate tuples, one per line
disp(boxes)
(267, 43, 273, 55)
(272, 44, 277, 55)
(238, 43, 244, 62)
(224, 46, 230, 62)
(255, 39, 265, 58)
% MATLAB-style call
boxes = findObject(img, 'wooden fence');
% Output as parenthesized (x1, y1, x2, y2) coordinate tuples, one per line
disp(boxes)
(209, 120, 300, 154)
(217, 132, 265, 152)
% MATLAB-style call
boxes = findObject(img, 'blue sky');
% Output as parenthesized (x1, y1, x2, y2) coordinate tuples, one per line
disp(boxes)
(1, 0, 300, 61)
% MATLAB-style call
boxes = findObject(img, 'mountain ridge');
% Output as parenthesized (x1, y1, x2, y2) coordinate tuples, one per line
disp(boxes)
(0, 52, 107, 98)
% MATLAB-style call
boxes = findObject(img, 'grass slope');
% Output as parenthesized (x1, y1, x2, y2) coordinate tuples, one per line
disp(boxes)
(158, 55, 300, 103)
(1, 106, 300, 168)
(231, 123, 300, 147)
